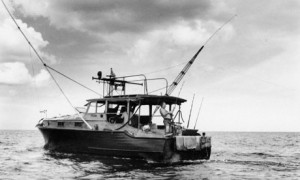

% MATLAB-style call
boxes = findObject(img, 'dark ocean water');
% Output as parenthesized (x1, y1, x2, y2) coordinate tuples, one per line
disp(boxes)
(0, 130, 299, 180)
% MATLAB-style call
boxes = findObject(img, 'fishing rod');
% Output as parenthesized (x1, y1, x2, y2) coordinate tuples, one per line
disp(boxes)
(187, 94, 195, 128)
(194, 97, 204, 129)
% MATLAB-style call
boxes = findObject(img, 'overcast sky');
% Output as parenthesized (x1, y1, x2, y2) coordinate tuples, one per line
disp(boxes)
(0, 0, 299, 131)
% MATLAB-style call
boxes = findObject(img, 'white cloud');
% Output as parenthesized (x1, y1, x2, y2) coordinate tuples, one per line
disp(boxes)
(34, 68, 51, 87)
(0, 62, 32, 84)
(0, 62, 50, 86)
(0, 18, 49, 62)
(126, 20, 235, 64)
(0, 1, 56, 87)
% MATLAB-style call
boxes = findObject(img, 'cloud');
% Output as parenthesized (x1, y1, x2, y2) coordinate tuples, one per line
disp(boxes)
(126, 20, 235, 64)
(0, 62, 50, 86)
(1, 0, 58, 64)
(0, 1, 56, 87)
(9, 0, 236, 71)
(0, 17, 52, 63)
(34, 68, 51, 87)
(14, 0, 227, 34)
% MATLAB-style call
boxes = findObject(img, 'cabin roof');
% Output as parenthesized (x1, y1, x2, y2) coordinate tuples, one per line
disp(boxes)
(87, 94, 186, 105)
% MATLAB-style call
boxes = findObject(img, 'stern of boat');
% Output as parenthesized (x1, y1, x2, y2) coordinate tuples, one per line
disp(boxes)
(163, 133, 211, 162)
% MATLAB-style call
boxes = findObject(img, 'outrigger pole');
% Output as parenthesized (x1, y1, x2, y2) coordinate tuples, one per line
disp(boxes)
(152, 15, 237, 119)
(166, 14, 237, 96)
(166, 47, 204, 96)
(1, 0, 94, 129)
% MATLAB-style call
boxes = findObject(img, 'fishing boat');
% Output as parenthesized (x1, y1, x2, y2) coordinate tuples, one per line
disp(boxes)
(1, 0, 241, 163)
(36, 67, 211, 162)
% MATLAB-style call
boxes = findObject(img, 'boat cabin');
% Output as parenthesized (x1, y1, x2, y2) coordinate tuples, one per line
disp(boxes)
(42, 94, 186, 132)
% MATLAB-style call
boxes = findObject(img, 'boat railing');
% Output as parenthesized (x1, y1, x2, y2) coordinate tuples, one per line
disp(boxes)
(95, 71, 169, 96)
(129, 77, 168, 95)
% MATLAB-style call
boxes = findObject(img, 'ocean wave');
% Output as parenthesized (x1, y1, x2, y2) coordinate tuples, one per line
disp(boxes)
(250, 152, 279, 158)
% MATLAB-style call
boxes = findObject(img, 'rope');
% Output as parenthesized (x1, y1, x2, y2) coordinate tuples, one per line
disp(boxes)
(45, 65, 102, 96)
(143, 61, 188, 75)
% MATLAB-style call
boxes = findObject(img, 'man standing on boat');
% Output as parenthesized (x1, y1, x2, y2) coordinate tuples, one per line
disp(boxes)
(160, 102, 173, 135)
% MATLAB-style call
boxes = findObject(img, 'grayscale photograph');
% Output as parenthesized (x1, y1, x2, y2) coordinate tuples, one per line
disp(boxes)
(0, 0, 299, 179)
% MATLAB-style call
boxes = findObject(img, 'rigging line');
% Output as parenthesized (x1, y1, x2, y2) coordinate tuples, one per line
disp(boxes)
(45, 65, 102, 96)
(1, 0, 46, 65)
(177, 81, 185, 97)
(143, 61, 188, 75)
(46, 66, 92, 129)
(149, 81, 184, 95)
(149, 85, 171, 94)
(204, 14, 237, 46)
(1, 0, 101, 97)
(29, 45, 41, 112)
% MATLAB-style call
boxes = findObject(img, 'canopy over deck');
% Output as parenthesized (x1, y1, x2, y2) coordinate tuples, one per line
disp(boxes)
(87, 94, 186, 105)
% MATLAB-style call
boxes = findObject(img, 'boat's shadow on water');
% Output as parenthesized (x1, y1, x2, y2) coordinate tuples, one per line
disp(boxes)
(44, 150, 205, 172)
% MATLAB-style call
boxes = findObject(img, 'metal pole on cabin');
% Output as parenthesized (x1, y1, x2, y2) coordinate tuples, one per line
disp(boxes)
(187, 94, 195, 129)
(194, 97, 204, 129)
(127, 100, 130, 123)
(178, 105, 181, 124)
(138, 101, 141, 129)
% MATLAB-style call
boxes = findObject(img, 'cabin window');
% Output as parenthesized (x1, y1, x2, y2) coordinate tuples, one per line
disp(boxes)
(74, 122, 83, 127)
(87, 102, 96, 113)
(140, 105, 150, 116)
(107, 103, 122, 115)
(138, 105, 151, 125)
(96, 102, 105, 113)
(87, 102, 105, 114)
(57, 122, 64, 127)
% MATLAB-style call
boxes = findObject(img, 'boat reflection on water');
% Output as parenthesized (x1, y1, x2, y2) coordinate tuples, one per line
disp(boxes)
(44, 150, 208, 179)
